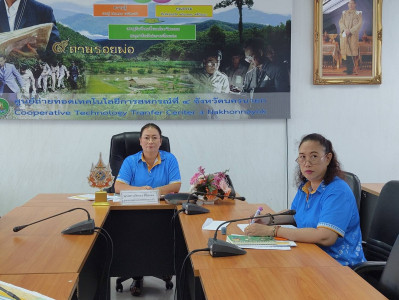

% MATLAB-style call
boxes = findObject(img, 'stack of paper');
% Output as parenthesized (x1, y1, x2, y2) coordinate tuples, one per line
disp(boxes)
(226, 234, 296, 250)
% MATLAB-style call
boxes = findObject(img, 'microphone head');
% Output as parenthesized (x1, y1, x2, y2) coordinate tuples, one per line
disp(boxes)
(62, 219, 95, 235)
(197, 192, 246, 201)
(164, 193, 198, 205)
(13, 225, 27, 232)
(183, 203, 210, 215)
(208, 238, 247, 257)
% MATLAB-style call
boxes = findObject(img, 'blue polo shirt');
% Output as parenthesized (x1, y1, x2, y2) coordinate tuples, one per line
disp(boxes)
(116, 150, 181, 188)
(291, 176, 366, 266)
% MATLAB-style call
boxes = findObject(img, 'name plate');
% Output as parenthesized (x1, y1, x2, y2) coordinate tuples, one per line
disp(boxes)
(120, 189, 160, 205)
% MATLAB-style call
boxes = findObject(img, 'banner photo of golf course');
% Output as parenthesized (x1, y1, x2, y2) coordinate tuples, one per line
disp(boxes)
(0, 0, 292, 120)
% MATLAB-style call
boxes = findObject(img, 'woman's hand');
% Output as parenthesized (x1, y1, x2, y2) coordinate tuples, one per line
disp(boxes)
(250, 213, 271, 225)
(114, 181, 153, 193)
(245, 223, 274, 236)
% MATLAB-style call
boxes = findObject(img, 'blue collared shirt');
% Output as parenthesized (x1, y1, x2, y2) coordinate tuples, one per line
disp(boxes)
(291, 176, 366, 266)
(116, 150, 181, 188)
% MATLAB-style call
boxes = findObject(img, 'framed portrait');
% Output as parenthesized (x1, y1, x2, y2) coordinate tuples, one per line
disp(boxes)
(313, 0, 382, 85)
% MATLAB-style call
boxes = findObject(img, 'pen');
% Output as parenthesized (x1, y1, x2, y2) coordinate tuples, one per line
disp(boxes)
(0, 286, 21, 300)
(250, 207, 263, 224)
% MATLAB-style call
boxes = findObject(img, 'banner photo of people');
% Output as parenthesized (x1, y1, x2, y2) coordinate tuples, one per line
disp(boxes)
(0, 0, 292, 120)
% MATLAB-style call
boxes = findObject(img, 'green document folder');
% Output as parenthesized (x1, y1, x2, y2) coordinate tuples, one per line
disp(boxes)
(226, 234, 292, 246)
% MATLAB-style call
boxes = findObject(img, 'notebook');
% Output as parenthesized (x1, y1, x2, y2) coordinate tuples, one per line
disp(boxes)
(226, 234, 296, 247)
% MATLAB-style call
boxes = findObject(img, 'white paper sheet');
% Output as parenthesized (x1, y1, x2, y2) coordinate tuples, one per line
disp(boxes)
(68, 194, 120, 201)
(202, 218, 229, 231)
(240, 245, 292, 250)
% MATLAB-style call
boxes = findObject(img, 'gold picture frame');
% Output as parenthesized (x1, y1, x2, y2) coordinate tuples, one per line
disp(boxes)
(313, 0, 382, 85)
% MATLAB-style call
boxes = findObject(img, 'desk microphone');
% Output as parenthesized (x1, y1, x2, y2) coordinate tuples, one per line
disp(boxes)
(13, 207, 95, 235)
(164, 192, 209, 215)
(183, 191, 246, 215)
(182, 191, 247, 215)
(181, 193, 210, 215)
(194, 191, 246, 201)
(208, 210, 296, 257)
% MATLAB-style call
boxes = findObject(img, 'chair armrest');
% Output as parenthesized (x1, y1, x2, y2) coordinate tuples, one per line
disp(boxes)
(353, 261, 386, 277)
(362, 239, 392, 262)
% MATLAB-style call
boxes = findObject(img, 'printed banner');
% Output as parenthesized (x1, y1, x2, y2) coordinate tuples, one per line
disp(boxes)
(0, 0, 292, 120)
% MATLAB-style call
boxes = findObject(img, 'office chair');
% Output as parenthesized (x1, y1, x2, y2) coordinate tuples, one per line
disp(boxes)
(107, 132, 173, 294)
(354, 235, 399, 299)
(342, 171, 362, 211)
(362, 180, 399, 261)
(353, 180, 399, 287)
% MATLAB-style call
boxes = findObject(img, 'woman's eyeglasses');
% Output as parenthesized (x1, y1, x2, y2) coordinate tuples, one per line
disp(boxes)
(295, 153, 328, 165)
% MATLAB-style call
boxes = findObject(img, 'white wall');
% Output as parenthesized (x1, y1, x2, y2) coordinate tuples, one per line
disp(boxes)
(1, 0, 398, 216)
(0, 119, 288, 215)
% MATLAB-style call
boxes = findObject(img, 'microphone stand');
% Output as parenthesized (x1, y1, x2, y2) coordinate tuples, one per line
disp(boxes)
(181, 191, 246, 215)
(13, 207, 95, 235)
(208, 210, 296, 257)
(165, 191, 246, 215)
(194, 191, 246, 201)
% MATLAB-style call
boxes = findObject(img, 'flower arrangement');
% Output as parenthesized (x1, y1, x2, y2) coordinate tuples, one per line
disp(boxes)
(189, 166, 232, 201)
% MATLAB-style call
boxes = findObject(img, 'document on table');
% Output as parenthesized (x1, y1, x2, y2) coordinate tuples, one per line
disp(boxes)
(202, 218, 229, 231)
(0, 280, 54, 300)
(239, 245, 292, 250)
(68, 194, 120, 201)
(234, 224, 297, 250)
(68, 194, 96, 201)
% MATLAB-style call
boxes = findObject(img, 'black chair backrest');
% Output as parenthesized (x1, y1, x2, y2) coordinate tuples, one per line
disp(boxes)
(365, 180, 399, 261)
(379, 235, 399, 299)
(342, 171, 362, 211)
(107, 132, 170, 193)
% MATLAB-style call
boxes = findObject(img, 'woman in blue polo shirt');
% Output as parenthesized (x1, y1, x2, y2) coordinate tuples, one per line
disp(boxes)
(115, 123, 181, 195)
(114, 123, 181, 296)
(245, 133, 366, 267)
